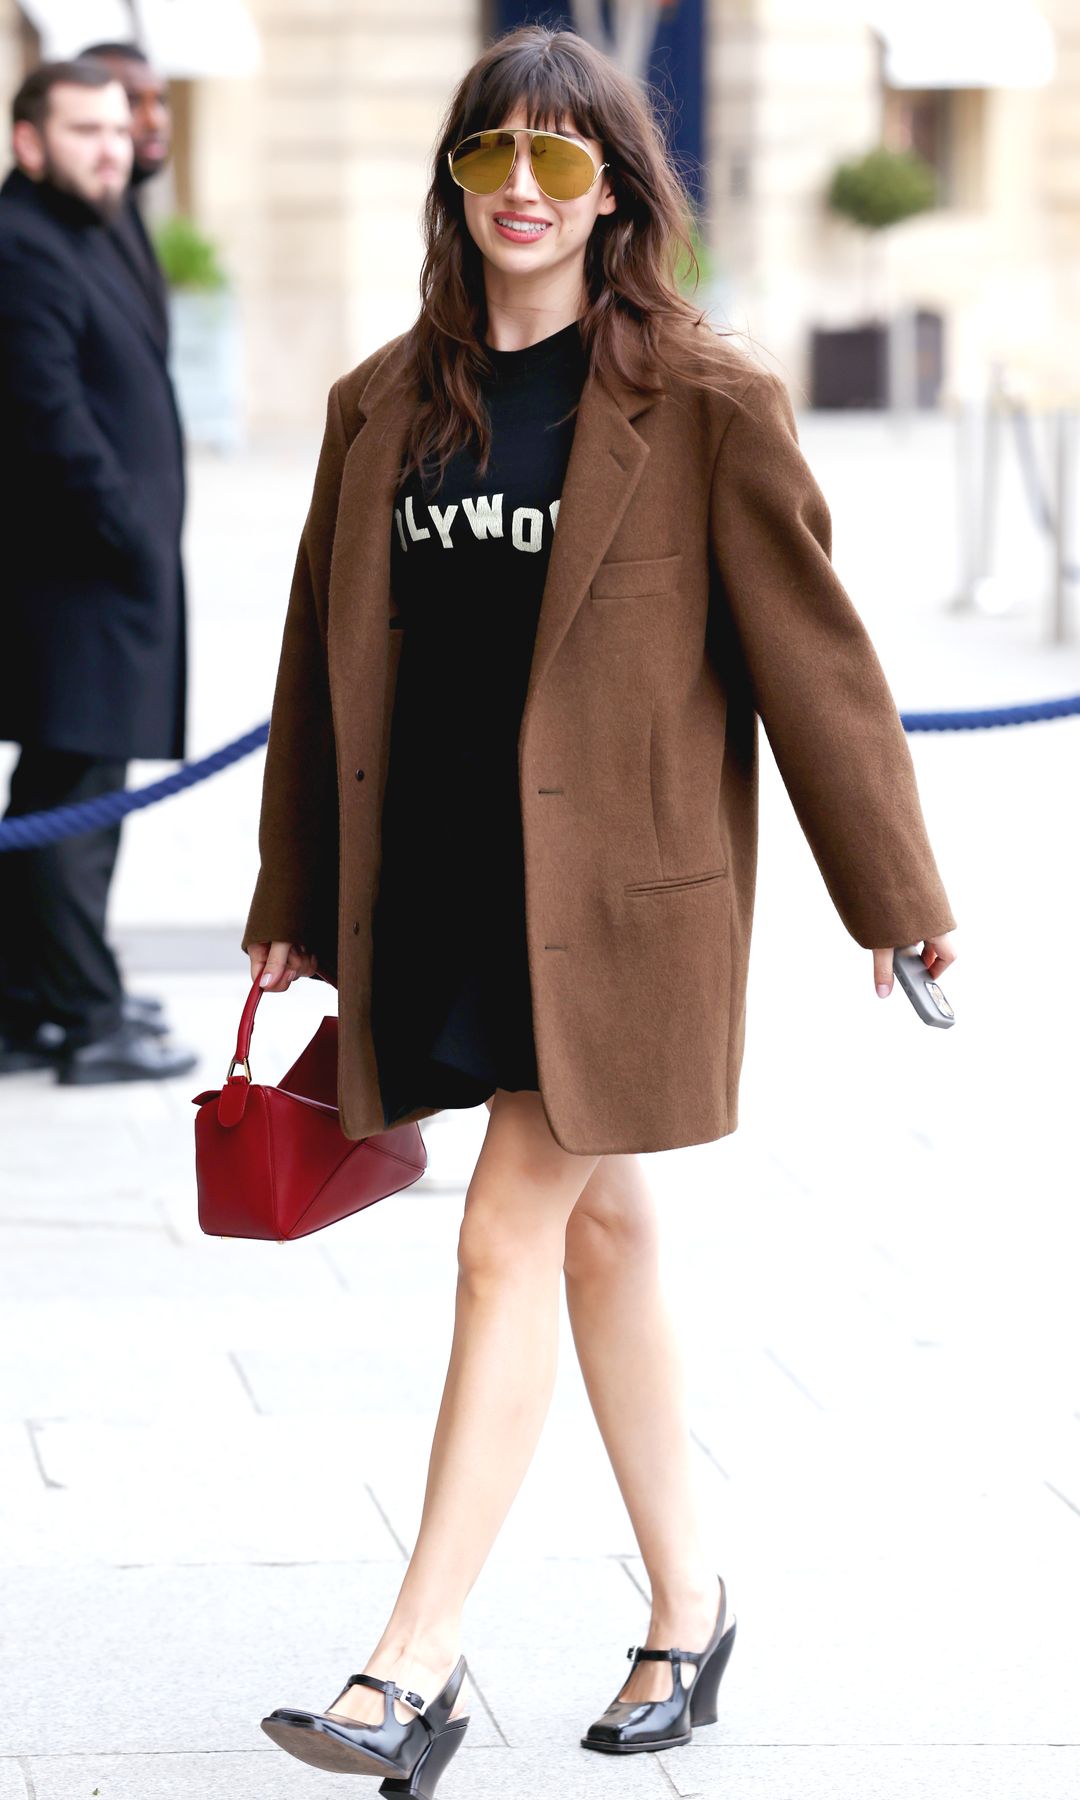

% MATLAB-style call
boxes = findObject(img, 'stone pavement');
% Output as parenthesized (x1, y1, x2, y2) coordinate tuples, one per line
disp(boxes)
(1, 408, 1079, 1799)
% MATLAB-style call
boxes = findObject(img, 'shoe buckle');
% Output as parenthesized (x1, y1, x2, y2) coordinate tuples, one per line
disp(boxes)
(393, 1684, 426, 1713)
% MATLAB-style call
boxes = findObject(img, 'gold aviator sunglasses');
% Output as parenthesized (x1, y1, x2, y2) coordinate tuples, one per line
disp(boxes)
(447, 127, 608, 203)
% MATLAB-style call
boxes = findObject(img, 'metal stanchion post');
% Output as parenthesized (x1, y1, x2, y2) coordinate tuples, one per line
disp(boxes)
(976, 364, 1004, 611)
(953, 395, 982, 611)
(888, 304, 918, 429)
(1050, 408, 1076, 645)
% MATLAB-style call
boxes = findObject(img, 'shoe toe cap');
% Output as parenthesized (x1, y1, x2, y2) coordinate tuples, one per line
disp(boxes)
(583, 1704, 640, 1745)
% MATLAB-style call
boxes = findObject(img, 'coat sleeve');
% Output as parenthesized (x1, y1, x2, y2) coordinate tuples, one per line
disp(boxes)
(708, 365, 956, 950)
(240, 381, 349, 981)
(0, 234, 152, 564)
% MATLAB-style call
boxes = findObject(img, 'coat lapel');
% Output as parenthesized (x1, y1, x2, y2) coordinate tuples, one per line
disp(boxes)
(326, 353, 414, 793)
(80, 229, 170, 368)
(523, 365, 657, 718)
(334, 338, 661, 734)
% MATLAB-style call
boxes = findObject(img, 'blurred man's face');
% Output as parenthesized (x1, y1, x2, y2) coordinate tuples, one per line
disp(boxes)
(15, 81, 133, 217)
(92, 53, 170, 177)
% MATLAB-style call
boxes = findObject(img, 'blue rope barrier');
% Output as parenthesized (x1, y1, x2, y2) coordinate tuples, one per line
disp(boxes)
(2, 696, 1078, 853)
(0, 722, 268, 851)
(901, 692, 1080, 731)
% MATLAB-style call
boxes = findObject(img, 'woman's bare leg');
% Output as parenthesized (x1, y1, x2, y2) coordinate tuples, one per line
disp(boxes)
(324, 1087, 601, 1724)
(562, 1153, 721, 1704)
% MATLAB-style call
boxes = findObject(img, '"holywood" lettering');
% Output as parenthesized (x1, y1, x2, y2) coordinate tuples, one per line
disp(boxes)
(394, 494, 561, 555)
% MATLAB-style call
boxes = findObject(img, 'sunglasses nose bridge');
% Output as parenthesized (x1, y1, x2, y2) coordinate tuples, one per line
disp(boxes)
(499, 131, 544, 202)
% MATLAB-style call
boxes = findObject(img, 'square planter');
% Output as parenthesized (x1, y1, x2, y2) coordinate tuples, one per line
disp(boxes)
(810, 311, 944, 410)
(167, 289, 244, 451)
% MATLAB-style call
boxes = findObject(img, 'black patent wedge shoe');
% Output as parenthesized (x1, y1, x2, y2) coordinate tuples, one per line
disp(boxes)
(261, 1653, 469, 1795)
(581, 1574, 736, 1755)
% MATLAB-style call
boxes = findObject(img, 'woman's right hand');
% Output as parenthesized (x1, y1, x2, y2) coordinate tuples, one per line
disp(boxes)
(247, 940, 319, 991)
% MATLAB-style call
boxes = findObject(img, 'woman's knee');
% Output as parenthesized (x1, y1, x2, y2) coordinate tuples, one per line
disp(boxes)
(562, 1155, 659, 1284)
(458, 1089, 599, 1290)
(456, 1201, 543, 1291)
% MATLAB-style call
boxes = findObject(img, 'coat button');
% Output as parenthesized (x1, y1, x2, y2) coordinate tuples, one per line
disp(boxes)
(355, 768, 365, 781)
(352, 920, 360, 934)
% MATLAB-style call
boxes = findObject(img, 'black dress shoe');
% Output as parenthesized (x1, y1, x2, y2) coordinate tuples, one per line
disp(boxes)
(1, 999, 166, 1071)
(581, 1574, 736, 1754)
(261, 1655, 469, 1796)
(57, 1020, 199, 1085)
(122, 993, 169, 1034)
(0, 1019, 67, 1074)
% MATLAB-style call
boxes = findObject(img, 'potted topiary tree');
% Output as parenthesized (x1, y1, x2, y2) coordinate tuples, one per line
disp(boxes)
(153, 215, 243, 450)
(813, 146, 938, 408)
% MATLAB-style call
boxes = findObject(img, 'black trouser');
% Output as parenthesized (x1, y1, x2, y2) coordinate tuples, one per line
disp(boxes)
(0, 748, 128, 1047)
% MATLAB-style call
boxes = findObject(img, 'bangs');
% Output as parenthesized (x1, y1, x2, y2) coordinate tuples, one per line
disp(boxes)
(461, 42, 603, 146)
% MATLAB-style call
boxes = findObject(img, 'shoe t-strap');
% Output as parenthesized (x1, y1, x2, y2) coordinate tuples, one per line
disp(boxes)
(627, 1645, 705, 1666)
(345, 1672, 427, 1715)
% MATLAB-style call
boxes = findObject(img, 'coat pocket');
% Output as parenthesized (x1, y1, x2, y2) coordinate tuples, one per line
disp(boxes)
(591, 552, 682, 600)
(624, 867, 727, 895)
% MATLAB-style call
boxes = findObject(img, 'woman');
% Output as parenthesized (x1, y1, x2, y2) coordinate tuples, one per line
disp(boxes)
(244, 23, 956, 1795)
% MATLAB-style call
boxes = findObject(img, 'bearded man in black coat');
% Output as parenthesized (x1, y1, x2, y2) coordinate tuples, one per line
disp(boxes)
(0, 60, 196, 1083)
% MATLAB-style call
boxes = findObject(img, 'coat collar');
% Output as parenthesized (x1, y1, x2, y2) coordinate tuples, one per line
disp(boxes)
(80, 229, 171, 368)
(1, 165, 101, 231)
(0, 168, 169, 369)
(345, 332, 662, 715)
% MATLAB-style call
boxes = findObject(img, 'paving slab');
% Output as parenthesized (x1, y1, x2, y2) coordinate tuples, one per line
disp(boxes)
(0, 1766, 26, 1800)
(656, 1745, 1080, 1800)
(0, 1561, 498, 1757)
(19, 1744, 673, 1799)
(2, 1416, 412, 1569)
(667, 1532, 1080, 1747)
(441, 1745, 673, 1798)
(0, 1224, 344, 1302)
(0, 1420, 46, 1502)
(437, 1556, 658, 1744)
(14, 1755, 363, 1800)
(0, 1342, 249, 1426)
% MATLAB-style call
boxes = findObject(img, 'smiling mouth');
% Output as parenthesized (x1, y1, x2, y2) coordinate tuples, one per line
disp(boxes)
(493, 217, 550, 236)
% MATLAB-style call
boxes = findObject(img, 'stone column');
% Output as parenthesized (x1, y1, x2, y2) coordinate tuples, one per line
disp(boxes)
(189, 0, 480, 434)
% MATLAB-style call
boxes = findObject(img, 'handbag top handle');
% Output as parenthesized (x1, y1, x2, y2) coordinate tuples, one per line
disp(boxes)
(229, 978, 265, 1081)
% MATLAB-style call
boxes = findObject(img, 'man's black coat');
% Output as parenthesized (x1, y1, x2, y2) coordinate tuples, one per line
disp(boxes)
(0, 167, 186, 759)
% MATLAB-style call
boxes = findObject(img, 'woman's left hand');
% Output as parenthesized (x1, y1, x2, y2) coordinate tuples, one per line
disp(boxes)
(873, 932, 956, 997)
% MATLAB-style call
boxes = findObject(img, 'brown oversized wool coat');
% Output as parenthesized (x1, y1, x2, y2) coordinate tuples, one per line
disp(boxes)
(242, 325, 955, 1155)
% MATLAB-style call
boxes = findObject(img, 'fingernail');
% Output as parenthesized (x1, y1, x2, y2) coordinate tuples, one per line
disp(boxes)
(876, 983, 890, 997)
(259, 972, 272, 987)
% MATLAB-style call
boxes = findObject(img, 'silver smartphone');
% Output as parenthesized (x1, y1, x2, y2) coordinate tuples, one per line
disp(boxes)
(892, 946, 955, 1028)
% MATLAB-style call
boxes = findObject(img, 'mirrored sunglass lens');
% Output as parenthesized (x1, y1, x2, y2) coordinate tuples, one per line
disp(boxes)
(530, 134, 595, 199)
(450, 132, 514, 193)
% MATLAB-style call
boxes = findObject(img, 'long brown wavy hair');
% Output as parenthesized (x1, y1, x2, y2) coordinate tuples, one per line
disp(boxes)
(400, 23, 733, 492)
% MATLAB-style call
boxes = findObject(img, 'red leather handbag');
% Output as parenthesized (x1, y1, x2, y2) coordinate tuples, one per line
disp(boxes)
(191, 980, 427, 1241)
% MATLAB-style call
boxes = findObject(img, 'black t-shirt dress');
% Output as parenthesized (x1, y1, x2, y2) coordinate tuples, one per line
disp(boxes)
(369, 320, 588, 1127)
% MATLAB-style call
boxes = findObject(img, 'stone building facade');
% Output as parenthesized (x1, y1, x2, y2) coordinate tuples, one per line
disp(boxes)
(2, 1, 1077, 430)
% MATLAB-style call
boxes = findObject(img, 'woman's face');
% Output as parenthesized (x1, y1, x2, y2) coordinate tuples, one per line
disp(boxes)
(460, 104, 616, 282)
